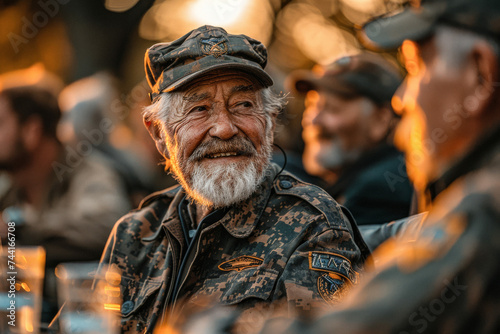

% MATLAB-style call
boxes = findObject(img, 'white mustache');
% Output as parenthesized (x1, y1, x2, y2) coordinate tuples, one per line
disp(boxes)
(189, 137, 256, 162)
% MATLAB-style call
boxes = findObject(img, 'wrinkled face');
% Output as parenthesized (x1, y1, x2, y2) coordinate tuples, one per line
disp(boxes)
(161, 72, 274, 207)
(302, 90, 377, 177)
(0, 96, 29, 170)
(393, 29, 471, 190)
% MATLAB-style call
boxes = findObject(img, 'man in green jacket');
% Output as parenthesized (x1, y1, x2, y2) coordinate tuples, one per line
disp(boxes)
(98, 25, 369, 334)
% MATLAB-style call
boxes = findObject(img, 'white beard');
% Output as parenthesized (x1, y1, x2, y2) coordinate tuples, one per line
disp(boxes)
(168, 134, 273, 209)
(316, 140, 361, 170)
(189, 160, 262, 208)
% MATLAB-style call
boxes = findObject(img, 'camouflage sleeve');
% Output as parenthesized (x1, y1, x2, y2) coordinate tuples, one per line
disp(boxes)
(257, 200, 498, 334)
(95, 208, 139, 279)
(97, 222, 117, 270)
(273, 216, 363, 317)
(94, 219, 121, 287)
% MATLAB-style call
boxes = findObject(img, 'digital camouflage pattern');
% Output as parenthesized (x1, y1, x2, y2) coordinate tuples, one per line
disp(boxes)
(145, 25, 274, 101)
(98, 163, 370, 334)
(255, 127, 500, 334)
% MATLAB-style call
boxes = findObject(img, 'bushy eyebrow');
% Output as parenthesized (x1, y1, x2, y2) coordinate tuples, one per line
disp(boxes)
(230, 85, 255, 95)
(183, 92, 210, 102)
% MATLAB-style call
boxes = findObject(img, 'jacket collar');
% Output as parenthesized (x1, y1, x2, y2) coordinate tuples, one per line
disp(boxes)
(142, 187, 185, 243)
(143, 163, 281, 241)
(162, 188, 188, 244)
(426, 124, 500, 201)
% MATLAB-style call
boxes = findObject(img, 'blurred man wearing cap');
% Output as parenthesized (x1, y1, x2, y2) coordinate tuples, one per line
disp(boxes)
(0, 66, 131, 324)
(290, 54, 414, 226)
(244, 0, 500, 333)
(97, 26, 369, 333)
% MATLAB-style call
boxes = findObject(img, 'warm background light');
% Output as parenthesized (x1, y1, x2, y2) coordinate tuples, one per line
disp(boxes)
(139, 0, 274, 45)
(188, 0, 252, 27)
(0, 0, 409, 172)
(105, 0, 141, 12)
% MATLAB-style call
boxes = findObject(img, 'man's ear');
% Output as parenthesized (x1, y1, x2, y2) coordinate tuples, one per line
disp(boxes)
(144, 117, 170, 159)
(368, 106, 394, 143)
(468, 41, 499, 117)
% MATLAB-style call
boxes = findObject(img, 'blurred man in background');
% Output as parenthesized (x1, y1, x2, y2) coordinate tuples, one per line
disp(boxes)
(0, 65, 131, 323)
(58, 72, 163, 207)
(289, 54, 414, 225)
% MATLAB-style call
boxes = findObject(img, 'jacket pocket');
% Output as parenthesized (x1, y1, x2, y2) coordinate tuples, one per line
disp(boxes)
(120, 276, 163, 328)
(220, 267, 279, 305)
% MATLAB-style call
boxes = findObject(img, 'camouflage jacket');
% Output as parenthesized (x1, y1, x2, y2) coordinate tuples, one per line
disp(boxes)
(256, 127, 500, 334)
(98, 163, 369, 334)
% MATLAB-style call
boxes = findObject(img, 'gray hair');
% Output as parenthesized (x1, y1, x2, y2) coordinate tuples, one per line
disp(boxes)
(142, 87, 287, 131)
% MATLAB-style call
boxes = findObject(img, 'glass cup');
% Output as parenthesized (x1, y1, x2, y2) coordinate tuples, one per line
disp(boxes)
(55, 262, 121, 334)
(0, 246, 46, 334)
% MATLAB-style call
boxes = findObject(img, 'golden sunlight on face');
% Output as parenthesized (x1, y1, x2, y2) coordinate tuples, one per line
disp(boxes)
(301, 90, 329, 177)
(392, 40, 436, 194)
(162, 73, 272, 207)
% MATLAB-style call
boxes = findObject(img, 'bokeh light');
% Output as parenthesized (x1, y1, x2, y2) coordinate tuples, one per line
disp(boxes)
(139, 0, 274, 45)
(105, 0, 141, 12)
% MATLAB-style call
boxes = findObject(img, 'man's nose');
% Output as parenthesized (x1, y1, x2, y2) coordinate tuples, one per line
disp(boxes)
(209, 108, 238, 140)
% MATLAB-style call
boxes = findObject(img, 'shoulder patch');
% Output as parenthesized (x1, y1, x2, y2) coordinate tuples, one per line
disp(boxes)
(218, 256, 264, 272)
(309, 251, 358, 284)
(317, 273, 344, 304)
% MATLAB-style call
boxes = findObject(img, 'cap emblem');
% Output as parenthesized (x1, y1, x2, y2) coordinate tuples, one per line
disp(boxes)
(200, 36, 228, 58)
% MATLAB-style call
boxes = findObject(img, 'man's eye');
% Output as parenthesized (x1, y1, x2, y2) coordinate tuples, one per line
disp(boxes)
(191, 106, 208, 113)
(237, 101, 253, 108)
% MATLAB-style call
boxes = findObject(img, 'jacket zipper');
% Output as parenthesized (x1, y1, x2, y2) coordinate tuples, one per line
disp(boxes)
(159, 227, 179, 328)
(164, 206, 227, 324)
(165, 211, 203, 323)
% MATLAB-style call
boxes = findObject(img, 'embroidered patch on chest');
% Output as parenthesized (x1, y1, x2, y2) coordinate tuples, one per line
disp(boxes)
(218, 255, 264, 272)
(317, 273, 344, 304)
(309, 251, 358, 284)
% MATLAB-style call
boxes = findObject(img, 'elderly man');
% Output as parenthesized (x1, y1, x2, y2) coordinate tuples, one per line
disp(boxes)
(244, 0, 500, 333)
(290, 54, 414, 226)
(98, 26, 369, 333)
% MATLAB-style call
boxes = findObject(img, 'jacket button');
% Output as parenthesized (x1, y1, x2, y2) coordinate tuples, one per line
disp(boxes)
(280, 180, 292, 189)
(121, 300, 135, 315)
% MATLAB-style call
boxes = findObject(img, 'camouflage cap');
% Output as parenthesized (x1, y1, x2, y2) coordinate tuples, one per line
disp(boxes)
(287, 53, 402, 107)
(359, 0, 500, 51)
(145, 25, 273, 101)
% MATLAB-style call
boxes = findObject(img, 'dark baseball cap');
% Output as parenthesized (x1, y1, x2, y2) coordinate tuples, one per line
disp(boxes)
(359, 0, 500, 51)
(144, 25, 273, 101)
(287, 53, 403, 106)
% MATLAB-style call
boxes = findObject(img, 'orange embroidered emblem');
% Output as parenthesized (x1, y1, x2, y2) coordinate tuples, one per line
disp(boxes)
(317, 272, 344, 304)
(200, 36, 228, 58)
(218, 256, 264, 272)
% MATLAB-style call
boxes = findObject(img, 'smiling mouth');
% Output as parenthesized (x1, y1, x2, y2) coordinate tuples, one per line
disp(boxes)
(191, 138, 256, 162)
(206, 152, 239, 159)
(204, 151, 250, 159)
